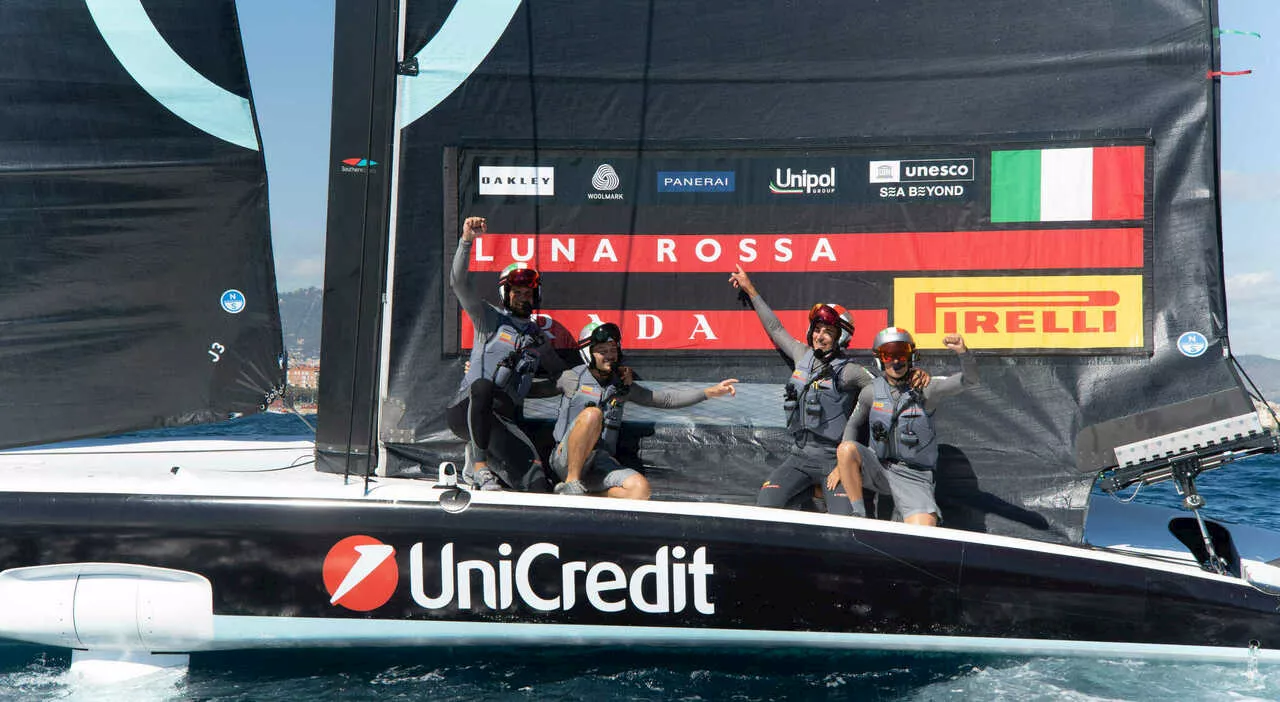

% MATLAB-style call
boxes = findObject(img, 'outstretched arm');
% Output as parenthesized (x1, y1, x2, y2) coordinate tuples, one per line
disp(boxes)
(841, 386, 875, 443)
(729, 265, 807, 363)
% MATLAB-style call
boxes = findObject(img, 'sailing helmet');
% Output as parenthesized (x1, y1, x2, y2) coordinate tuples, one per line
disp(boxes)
(807, 303, 855, 349)
(498, 262, 541, 310)
(577, 321, 624, 367)
(872, 326, 917, 371)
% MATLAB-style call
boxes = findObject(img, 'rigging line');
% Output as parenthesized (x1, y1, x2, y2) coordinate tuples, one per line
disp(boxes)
(1228, 354, 1280, 428)
(849, 530, 958, 587)
(1207, 69, 1253, 78)
(6, 445, 313, 457)
(1214, 28, 1263, 39)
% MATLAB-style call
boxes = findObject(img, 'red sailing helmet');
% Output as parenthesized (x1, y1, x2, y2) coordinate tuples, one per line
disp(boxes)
(807, 303, 855, 348)
(498, 262, 541, 309)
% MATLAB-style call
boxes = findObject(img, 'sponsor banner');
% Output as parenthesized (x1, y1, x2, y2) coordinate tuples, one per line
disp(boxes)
(465, 229, 1143, 274)
(461, 308, 889, 351)
(478, 166, 555, 196)
(893, 275, 1144, 350)
(869, 158, 975, 184)
(657, 171, 736, 193)
(990, 146, 1144, 223)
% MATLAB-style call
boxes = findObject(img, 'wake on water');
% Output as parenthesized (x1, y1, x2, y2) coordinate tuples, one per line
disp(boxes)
(0, 416, 1276, 700)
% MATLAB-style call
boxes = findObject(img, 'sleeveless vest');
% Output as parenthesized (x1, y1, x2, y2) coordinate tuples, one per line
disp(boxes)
(553, 364, 626, 452)
(868, 376, 938, 469)
(784, 350, 853, 443)
(453, 311, 545, 404)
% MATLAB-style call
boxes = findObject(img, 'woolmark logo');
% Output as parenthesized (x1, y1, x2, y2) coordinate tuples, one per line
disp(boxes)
(869, 158, 974, 184)
(588, 164, 624, 200)
(479, 166, 555, 196)
(324, 536, 399, 611)
(769, 167, 836, 195)
(657, 171, 736, 193)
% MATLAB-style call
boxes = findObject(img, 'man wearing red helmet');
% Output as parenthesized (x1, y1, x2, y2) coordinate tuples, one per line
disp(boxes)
(548, 321, 738, 499)
(446, 216, 567, 492)
(729, 266, 927, 517)
(829, 327, 979, 527)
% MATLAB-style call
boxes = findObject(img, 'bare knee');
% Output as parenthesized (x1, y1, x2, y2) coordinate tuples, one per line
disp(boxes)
(837, 441, 861, 465)
(620, 473, 651, 500)
(575, 407, 604, 432)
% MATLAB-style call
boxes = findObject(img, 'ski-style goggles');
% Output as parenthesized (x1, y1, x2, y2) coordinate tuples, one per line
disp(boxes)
(808, 304, 853, 333)
(578, 322, 622, 349)
(876, 342, 915, 363)
(501, 267, 541, 289)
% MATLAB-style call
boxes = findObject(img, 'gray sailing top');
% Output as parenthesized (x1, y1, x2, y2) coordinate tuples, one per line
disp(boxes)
(450, 239, 566, 404)
(552, 364, 708, 453)
(841, 353, 980, 445)
(748, 292, 874, 394)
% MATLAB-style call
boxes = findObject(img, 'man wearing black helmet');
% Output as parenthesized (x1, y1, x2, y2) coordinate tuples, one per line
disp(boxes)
(446, 216, 567, 492)
(829, 327, 978, 527)
(729, 266, 928, 517)
(550, 321, 738, 499)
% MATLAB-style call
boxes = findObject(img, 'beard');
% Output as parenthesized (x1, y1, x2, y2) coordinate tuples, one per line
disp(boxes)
(507, 297, 534, 317)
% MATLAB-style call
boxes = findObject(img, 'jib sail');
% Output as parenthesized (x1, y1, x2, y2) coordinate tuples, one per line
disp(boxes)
(0, 0, 283, 446)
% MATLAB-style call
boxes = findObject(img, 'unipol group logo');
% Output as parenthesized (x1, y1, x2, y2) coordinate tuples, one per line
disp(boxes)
(893, 275, 1145, 351)
(323, 535, 399, 612)
(769, 167, 836, 195)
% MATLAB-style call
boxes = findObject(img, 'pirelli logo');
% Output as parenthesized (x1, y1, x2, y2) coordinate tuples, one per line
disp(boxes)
(894, 275, 1144, 350)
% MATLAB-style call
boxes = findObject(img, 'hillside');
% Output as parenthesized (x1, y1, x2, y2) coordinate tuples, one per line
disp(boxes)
(1238, 354, 1280, 400)
(279, 287, 322, 363)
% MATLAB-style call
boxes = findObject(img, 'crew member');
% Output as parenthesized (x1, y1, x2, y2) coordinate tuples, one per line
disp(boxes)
(551, 321, 738, 499)
(729, 265, 928, 516)
(829, 327, 978, 527)
(446, 216, 566, 491)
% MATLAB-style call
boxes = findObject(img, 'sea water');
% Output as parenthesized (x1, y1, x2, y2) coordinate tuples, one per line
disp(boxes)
(0, 415, 1277, 701)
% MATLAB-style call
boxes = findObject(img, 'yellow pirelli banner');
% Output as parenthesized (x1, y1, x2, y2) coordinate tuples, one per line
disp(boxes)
(893, 275, 1144, 350)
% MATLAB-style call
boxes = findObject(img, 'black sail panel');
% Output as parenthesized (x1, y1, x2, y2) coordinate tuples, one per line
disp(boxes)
(336, 0, 1248, 542)
(0, 1, 283, 446)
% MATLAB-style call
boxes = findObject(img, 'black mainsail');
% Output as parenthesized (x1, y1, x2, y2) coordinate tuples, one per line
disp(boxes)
(0, 0, 284, 445)
(320, 0, 1258, 545)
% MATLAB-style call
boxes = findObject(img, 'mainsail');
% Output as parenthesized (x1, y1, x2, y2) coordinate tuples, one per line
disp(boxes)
(321, 0, 1254, 542)
(0, 0, 284, 446)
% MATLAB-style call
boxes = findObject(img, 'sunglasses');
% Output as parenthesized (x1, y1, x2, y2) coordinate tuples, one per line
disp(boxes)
(808, 304, 853, 332)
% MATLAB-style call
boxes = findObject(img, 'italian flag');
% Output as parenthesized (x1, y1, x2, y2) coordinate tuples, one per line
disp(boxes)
(990, 146, 1144, 223)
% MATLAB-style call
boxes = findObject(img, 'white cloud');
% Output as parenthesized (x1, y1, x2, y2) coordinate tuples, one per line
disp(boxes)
(1221, 170, 1280, 202)
(1227, 270, 1275, 303)
(277, 256, 325, 293)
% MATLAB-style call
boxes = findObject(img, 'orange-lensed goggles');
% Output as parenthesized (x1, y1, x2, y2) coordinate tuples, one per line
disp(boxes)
(876, 342, 914, 362)
(808, 304, 852, 331)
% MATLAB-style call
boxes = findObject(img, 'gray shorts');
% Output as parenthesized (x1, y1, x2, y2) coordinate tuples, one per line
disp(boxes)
(550, 414, 638, 492)
(856, 443, 939, 520)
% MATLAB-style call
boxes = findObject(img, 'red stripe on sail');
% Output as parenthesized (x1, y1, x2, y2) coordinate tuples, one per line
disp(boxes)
(1091, 146, 1145, 221)
(460, 309, 890, 351)
(466, 229, 1142, 274)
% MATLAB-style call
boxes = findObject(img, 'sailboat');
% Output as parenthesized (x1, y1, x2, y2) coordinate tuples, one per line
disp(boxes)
(0, 0, 1278, 679)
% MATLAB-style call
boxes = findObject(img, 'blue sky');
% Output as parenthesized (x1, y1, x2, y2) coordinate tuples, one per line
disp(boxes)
(237, 0, 1277, 358)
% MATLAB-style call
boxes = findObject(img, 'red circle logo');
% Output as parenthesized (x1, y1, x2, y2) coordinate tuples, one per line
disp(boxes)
(323, 535, 399, 611)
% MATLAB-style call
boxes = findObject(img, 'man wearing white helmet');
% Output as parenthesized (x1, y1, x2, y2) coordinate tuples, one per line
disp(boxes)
(828, 327, 978, 526)
(729, 266, 928, 517)
(550, 321, 739, 498)
(446, 216, 567, 492)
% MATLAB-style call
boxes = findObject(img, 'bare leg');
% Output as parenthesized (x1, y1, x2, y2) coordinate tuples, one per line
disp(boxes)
(835, 441, 865, 511)
(905, 512, 938, 527)
(604, 473, 652, 500)
(564, 407, 603, 484)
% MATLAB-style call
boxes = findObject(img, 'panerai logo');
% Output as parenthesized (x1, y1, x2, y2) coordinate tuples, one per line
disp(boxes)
(410, 542, 715, 614)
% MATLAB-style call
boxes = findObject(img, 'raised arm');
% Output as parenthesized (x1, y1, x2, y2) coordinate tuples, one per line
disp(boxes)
(921, 334, 979, 406)
(729, 265, 807, 363)
(451, 216, 488, 328)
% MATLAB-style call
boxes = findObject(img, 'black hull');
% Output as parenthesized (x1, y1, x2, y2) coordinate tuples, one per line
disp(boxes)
(1, 491, 1277, 653)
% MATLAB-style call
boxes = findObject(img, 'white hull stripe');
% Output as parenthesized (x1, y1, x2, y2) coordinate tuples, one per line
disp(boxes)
(205, 615, 1280, 663)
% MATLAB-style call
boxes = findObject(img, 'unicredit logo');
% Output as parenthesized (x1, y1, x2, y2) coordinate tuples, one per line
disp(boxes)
(323, 535, 399, 611)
